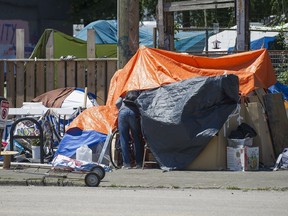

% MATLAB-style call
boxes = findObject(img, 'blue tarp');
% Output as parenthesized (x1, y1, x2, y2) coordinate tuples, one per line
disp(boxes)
(55, 127, 107, 158)
(175, 31, 213, 52)
(75, 20, 117, 44)
(268, 81, 288, 101)
(75, 20, 212, 52)
(228, 36, 276, 53)
(250, 36, 276, 50)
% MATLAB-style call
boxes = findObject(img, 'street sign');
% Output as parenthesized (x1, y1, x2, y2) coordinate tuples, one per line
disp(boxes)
(0, 100, 9, 129)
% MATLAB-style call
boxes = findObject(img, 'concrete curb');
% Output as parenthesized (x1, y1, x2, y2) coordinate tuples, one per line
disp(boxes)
(1, 164, 288, 190)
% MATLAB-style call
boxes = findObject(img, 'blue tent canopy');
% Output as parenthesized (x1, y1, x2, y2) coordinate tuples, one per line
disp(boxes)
(75, 20, 212, 53)
(75, 20, 118, 44)
(250, 36, 275, 50)
(228, 36, 276, 53)
(175, 31, 211, 52)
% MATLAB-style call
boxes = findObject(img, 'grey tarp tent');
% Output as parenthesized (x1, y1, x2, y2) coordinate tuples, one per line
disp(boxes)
(136, 74, 240, 170)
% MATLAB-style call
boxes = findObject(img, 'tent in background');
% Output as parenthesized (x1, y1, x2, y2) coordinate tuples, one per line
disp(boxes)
(75, 20, 213, 53)
(30, 29, 117, 59)
(174, 30, 213, 53)
(206, 24, 281, 52)
(31, 87, 98, 108)
(55, 47, 277, 169)
(30, 87, 99, 147)
(75, 20, 117, 44)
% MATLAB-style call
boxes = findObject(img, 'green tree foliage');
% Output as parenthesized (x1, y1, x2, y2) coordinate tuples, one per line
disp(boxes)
(273, 31, 288, 50)
(187, 8, 235, 28)
(273, 26, 288, 85)
(250, 0, 272, 22)
(277, 70, 288, 85)
(71, 0, 117, 25)
(270, 0, 288, 25)
(140, 0, 287, 28)
(140, 0, 157, 21)
(71, 1, 287, 27)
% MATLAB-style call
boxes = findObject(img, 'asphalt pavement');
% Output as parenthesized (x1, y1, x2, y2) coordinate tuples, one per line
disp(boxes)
(0, 162, 288, 190)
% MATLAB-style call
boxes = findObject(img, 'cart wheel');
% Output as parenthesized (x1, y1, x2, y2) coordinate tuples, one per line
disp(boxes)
(85, 172, 100, 187)
(91, 165, 105, 180)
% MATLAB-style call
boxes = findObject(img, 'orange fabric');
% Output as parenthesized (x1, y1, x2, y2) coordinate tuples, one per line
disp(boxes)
(68, 47, 277, 135)
(285, 101, 288, 109)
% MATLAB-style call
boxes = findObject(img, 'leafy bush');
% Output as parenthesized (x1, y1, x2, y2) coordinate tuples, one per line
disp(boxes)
(277, 70, 288, 85)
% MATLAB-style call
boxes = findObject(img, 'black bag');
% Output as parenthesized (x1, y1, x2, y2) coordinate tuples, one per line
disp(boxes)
(123, 90, 140, 107)
(228, 123, 257, 139)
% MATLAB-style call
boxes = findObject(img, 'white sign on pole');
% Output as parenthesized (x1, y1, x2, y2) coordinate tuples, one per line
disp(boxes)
(0, 100, 9, 129)
(73, 24, 84, 37)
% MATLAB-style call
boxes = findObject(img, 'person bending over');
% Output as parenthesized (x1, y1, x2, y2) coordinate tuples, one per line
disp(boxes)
(116, 90, 143, 169)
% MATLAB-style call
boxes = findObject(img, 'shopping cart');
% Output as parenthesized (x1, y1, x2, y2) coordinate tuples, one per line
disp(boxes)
(14, 154, 107, 187)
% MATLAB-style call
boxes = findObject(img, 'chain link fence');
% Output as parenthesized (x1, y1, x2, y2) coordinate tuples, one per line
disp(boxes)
(268, 51, 288, 75)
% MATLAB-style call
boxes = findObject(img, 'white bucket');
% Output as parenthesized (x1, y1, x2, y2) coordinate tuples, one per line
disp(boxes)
(32, 145, 41, 159)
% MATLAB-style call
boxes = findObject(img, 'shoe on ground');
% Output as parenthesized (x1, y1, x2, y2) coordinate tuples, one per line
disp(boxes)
(122, 164, 132, 169)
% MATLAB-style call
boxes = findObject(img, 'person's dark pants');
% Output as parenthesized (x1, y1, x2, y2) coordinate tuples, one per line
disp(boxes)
(118, 108, 143, 166)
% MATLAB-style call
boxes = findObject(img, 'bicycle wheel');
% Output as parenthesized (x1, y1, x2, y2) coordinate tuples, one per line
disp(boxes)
(109, 129, 123, 169)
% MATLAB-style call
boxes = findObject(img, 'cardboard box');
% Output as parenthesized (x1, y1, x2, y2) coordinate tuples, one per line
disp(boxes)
(186, 103, 260, 171)
(186, 132, 226, 171)
(244, 147, 259, 171)
(187, 104, 247, 171)
(227, 146, 259, 171)
(227, 147, 244, 171)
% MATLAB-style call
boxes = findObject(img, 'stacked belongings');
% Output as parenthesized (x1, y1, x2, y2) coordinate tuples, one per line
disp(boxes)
(226, 123, 259, 171)
(54, 47, 287, 170)
(228, 123, 257, 148)
(4, 111, 54, 162)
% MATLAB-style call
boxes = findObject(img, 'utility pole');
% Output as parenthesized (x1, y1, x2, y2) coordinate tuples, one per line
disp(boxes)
(157, 0, 174, 50)
(236, 0, 250, 51)
(117, 0, 139, 69)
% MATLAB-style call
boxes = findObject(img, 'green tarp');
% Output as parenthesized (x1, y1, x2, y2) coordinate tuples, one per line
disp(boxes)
(30, 29, 117, 59)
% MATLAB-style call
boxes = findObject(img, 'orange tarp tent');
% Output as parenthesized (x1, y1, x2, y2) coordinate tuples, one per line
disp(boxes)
(68, 46, 277, 135)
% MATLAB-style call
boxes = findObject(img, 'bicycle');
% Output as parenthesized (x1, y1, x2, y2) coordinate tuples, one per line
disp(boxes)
(109, 129, 144, 169)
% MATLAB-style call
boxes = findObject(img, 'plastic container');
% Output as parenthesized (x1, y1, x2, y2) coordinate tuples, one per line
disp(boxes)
(32, 145, 41, 159)
(76, 145, 92, 162)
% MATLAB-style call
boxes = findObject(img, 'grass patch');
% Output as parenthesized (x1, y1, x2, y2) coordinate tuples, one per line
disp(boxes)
(226, 186, 242, 190)
(226, 186, 288, 192)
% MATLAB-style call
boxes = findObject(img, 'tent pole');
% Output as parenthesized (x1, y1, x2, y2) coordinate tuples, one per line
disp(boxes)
(83, 87, 88, 109)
